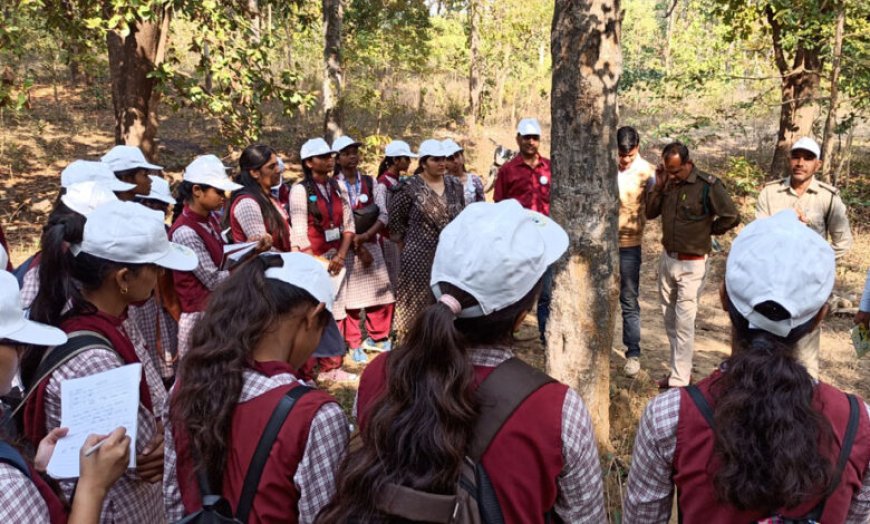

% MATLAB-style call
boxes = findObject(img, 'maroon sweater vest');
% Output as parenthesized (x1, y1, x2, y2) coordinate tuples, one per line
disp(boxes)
(172, 366, 336, 523)
(675, 373, 870, 523)
(229, 194, 292, 252)
(357, 353, 567, 524)
(305, 180, 345, 256)
(169, 208, 224, 313)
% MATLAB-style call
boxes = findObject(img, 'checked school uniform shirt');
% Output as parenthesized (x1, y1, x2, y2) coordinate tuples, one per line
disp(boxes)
(0, 462, 51, 522)
(623, 387, 870, 523)
(163, 368, 349, 523)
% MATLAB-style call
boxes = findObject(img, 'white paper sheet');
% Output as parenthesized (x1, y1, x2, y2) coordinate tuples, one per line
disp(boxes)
(46, 363, 141, 479)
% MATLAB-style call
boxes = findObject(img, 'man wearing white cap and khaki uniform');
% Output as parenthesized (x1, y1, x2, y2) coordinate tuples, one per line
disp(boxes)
(756, 136, 854, 378)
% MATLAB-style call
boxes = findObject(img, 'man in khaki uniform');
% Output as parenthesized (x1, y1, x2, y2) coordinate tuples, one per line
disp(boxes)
(755, 136, 853, 378)
(646, 142, 740, 387)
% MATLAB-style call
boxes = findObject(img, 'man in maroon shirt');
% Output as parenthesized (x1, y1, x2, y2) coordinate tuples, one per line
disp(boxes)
(494, 118, 553, 342)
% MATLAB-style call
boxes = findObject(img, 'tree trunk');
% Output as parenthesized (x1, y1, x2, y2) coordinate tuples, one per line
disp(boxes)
(766, 7, 821, 178)
(247, 0, 261, 43)
(468, 0, 482, 127)
(820, 2, 844, 182)
(105, 5, 171, 162)
(322, 0, 344, 142)
(549, 0, 622, 444)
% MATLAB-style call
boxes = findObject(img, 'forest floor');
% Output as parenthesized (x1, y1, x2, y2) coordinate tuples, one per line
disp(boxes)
(2, 85, 868, 521)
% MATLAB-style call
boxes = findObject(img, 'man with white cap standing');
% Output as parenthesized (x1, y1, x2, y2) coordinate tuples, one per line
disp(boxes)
(494, 117, 553, 343)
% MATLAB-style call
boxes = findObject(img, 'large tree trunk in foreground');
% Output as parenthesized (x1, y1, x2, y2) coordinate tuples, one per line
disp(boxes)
(106, 6, 170, 161)
(322, 0, 343, 142)
(548, 0, 622, 444)
(820, 2, 845, 183)
(766, 7, 821, 178)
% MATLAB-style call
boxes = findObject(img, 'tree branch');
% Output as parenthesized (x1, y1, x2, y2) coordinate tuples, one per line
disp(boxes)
(663, 0, 679, 18)
(764, 5, 789, 75)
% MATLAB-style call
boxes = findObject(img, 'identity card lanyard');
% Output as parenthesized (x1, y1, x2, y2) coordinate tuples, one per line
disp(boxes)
(344, 174, 362, 208)
(315, 183, 342, 243)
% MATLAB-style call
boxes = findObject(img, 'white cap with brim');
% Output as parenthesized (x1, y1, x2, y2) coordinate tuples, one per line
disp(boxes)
(61, 160, 136, 192)
(101, 145, 163, 173)
(431, 200, 569, 317)
(791, 137, 821, 158)
(72, 200, 198, 271)
(517, 118, 542, 136)
(384, 140, 417, 158)
(300, 138, 336, 161)
(726, 209, 834, 338)
(417, 139, 446, 158)
(0, 271, 67, 346)
(441, 139, 463, 156)
(332, 135, 363, 153)
(183, 155, 243, 192)
(61, 181, 119, 216)
(137, 175, 176, 205)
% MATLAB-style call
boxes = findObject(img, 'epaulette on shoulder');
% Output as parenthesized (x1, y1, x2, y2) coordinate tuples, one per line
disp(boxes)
(698, 171, 718, 185)
(816, 180, 840, 195)
(764, 177, 788, 187)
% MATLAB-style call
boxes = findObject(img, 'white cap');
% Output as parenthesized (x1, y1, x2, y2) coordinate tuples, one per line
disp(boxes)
(384, 140, 417, 158)
(0, 271, 67, 346)
(517, 118, 542, 136)
(74, 200, 197, 271)
(265, 252, 336, 313)
(441, 139, 463, 156)
(61, 181, 119, 216)
(0, 245, 7, 272)
(61, 160, 136, 192)
(276, 157, 286, 174)
(300, 138, 336, 160)
(332, 135, 362, 153)
(431, 200, 569, 317)
(101, 145, 163, 173)
(726, 209, 835, 338)
(183, 155, 243, 192)
(791, 137, 821, 158)
(417, 139, 446, 158)
(137, 175, 176, 205)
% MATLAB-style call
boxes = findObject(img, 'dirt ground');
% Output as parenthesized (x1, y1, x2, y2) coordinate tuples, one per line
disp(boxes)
(2, 85, 869, 521)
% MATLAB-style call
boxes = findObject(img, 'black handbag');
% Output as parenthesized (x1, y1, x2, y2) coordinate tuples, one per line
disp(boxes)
(353, 175, 380, 234)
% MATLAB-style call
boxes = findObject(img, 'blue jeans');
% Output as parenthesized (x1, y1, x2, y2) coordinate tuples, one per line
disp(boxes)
(538, 265, 554, 340)
(620, 246, 642, 357)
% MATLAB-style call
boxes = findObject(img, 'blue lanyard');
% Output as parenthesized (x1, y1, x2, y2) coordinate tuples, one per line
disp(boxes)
(343, 174, 362, 207)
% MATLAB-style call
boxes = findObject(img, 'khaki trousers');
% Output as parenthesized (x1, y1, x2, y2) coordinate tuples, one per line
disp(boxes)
(658, 252, 707, 387)
(794, 326, 821, 380)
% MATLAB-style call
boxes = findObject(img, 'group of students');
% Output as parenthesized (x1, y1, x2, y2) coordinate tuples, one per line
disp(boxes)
(0, 128, 868, 524)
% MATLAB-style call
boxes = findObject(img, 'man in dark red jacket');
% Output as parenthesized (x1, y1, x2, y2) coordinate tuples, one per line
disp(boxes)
(494, 117, 553, 343)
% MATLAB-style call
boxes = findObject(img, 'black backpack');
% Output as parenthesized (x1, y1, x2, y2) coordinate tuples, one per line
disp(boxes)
(373, 358, 558, 523)
(0, 440, 30, 478)
(685, 385, 860, 524)
(174, 385, 312, 524)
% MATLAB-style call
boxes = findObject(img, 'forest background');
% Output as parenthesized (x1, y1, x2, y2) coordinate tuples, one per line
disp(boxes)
(0, 0, 868, 521)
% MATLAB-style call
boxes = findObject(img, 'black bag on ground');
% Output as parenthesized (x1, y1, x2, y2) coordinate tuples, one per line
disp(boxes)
(174, 385, 312, 524)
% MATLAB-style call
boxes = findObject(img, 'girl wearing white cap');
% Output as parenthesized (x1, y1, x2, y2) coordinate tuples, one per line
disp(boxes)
(23, 200, 198, 523)
(101, 145, 161, 201)
(226, 144, 290, 252)
(623, 210, 870, 523)
(290, 138, 357, 382)
(169, 155, 248, 359)
(320, 200, 605, 522)
(375, 140, 415, 293)
(333, 136, 395, 357)
(163, 253, 349, 522)
(0, 271, 131, 524)
(443, 138, 484, 204)
(388, 139, 465, 335)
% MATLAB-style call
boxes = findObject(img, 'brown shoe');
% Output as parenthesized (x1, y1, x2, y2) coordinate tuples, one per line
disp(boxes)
(658, 375, 693, 389)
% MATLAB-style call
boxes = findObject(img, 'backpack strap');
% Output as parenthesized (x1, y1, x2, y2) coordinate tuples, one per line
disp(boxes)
(468, 357, 555, 461)
(235, 385, 312, 523)
(685, 385, 716, 430)
(0, 441, 30, 478)
(377, 483, 458, 522)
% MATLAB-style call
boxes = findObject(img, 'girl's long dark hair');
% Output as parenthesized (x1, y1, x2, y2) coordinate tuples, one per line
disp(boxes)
(317, 279, 541, 522)
(412, 155, 430, 176)
(377, 157, 395, 177)
(170, 254, 329, 493)
(709, 300, 834, 513)
(225, 144, 287, 247)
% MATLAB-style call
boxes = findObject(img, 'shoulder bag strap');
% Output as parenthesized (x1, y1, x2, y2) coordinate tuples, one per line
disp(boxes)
(685, 385, 716, 430)
(0, 441, 30, 478)
(235, 385, 312, 523)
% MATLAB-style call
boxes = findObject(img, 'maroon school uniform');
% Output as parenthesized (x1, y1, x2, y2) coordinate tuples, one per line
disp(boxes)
(0, 446, 68, 523)
(674, 371, 870, 523)
(493, 154, 551, 216)
(164, 361, 349, 523)
(229, 194, 292, 252)
(169, 207, 224, 313)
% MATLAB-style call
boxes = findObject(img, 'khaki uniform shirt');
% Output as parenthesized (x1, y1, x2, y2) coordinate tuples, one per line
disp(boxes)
(756, 176, 853, 258)
(646, 167, 740, 256)
(618, 156, 655, 248)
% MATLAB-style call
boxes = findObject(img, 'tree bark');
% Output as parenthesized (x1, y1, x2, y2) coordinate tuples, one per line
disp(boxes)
(322, 0, 344, 142)
(766, 7, 821, 178)
(549, 0, 622, 444)
(820, 2, 844, 182)
(468, 0, 482, 127)
(105, 5, 170, 162)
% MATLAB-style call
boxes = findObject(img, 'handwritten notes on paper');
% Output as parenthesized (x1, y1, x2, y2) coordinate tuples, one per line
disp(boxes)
(46, 364, 141, 479)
